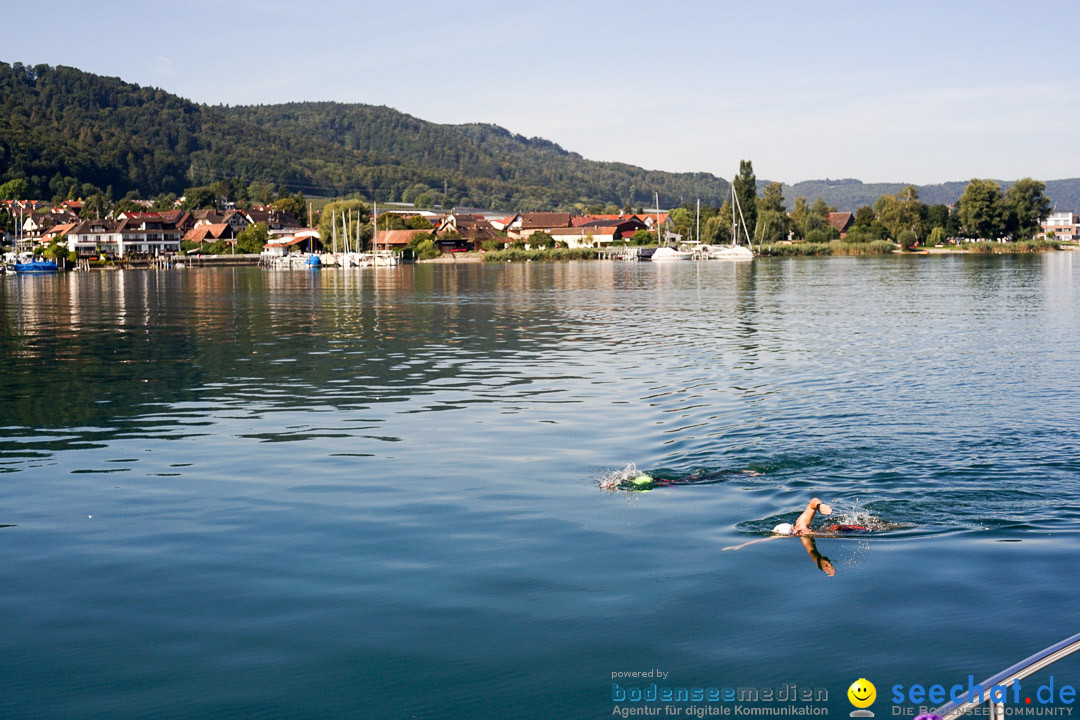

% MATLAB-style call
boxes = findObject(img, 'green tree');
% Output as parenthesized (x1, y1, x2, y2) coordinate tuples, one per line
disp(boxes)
(732, 160, 757, 242)
(898, 229, 918, 251)
(755, 183, 789, 242)
(319, 199, 372, 251)
(956, 179, 1006, 239)
(758, 182, 785, 214)
(789, 197, 810, 239)
(923, 204, 949, 233)
(235, 222, 269, 254)
(272, 192, 307, 225)
(0, 178, 30, 200)
(631, 229, 653, 246)
(81, 192, 112, 219)
(42, 238, 68, 260)
(1004, 177, 1052, 240)
(246, 181, 275, 206)
(874, 185, 923, 240)
(702, 202, 734, 244)
(209, 178, 243, 207)
(669, 207, 694, 241)
(756, 210, 788, 243)
(151, 192, 179, 210)
(810, 198, 833, 221)
(0, 207, 15, 238)
(927, 227, 947, 245)
(401, 183, 431, 204)
(853, 206, 876, 227)
(407, 232, 439, 259)
(530, 230, 555, 248)
(182, 186, 217, 210)
(378, 213, 408, 231)
(406, 215, 433, 230)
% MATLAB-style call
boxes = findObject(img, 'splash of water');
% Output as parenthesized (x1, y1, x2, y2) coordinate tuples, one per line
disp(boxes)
(825, 499, 907, 532)
(598, 463, 642, 491)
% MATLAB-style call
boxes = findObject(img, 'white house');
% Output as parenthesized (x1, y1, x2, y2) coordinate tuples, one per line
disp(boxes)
(1038, 212, 1079, 241)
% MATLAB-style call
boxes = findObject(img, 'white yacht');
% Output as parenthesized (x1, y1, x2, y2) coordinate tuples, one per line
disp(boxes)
(650, 246, 693, 261)
(705, 243, 754, 261)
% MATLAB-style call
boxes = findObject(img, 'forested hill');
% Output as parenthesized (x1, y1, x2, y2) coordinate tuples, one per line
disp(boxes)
(0, 62, 729, 209)
(776, 178, 1080, 213)
(227, 102, 727, 209)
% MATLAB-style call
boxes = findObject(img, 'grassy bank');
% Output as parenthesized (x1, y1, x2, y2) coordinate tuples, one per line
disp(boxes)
(482, 248, 602, 262)
(962, 240, 1060, 254)
(757, 240, 897, 256)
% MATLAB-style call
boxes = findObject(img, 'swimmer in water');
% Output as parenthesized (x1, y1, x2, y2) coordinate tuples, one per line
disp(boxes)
(600, 469, 759, 492)
(722, 498, 860, 553)
(772, 497, 832, 536)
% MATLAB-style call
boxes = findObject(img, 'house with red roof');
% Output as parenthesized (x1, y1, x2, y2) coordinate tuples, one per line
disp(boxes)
(828, 212, 855, 238)
(551, 217, 649, 248)
(66, 215, 186, 258)
(505, 212, 574, 240)
(436, 214, 500, 250)
(182, 223, 237, 247)
(373, 229, 434, 251)
(42, 223, 78, 244)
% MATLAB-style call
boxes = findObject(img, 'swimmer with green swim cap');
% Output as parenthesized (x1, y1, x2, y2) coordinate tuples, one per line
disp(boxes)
(602, 473, 673, 492)
(600, 466, 760, 492)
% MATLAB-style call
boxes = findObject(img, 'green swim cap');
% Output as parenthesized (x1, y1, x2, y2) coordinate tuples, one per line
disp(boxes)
(631, 475, 655, 490)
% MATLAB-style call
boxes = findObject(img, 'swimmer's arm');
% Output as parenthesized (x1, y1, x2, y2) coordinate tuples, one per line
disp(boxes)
(722, 535, 783, 551)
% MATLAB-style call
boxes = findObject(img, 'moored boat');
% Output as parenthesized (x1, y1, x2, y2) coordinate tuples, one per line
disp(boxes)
(705, 244, 754, 261)
(650, 246, 693, 261)
(13, 259, 59, 274)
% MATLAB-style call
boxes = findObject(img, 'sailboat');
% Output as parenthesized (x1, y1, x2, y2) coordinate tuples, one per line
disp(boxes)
(649, 192, 692, 261)
(706, 183, 755, 261)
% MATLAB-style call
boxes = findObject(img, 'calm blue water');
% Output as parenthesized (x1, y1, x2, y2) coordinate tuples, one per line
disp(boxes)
(1, 256, 1079, 719)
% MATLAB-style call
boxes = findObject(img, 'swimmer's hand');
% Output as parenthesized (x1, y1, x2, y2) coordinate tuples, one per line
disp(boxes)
(817, 501, 832, 516)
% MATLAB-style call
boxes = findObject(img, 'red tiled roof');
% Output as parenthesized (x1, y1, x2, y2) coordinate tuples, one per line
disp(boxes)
(828, 212, 854, 232)
(42, 223, 78, 240)
(183, 223, 233, 243)
(571, 214, 636, 227)
(519, 212, 573, 229)
(638, 213, 670, 225)
(265, 236, 308, 247)
(376, 230, 430, 247)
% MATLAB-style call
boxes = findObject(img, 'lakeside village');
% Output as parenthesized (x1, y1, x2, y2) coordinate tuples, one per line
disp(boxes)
(1, 175, 1075, 273)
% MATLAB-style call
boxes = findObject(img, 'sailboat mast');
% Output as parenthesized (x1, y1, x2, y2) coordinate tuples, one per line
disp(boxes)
(654, 192, 661, 247)
(696, 199, 700, 244)
(731, 182, 754, 252)
(731, 186, 737, 246)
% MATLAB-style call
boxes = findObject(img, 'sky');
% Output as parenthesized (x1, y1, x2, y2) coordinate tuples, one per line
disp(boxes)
(4, 0, 1079, 185)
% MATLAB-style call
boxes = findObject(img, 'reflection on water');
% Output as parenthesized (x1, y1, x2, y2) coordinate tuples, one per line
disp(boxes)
(1, 255, 1079, 718)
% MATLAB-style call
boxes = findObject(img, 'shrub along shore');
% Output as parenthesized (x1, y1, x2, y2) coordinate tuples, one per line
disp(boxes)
(477, 239, 1064, 262)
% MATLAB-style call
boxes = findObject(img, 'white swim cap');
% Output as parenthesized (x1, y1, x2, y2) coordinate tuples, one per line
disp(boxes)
(772, 523, 794, 535)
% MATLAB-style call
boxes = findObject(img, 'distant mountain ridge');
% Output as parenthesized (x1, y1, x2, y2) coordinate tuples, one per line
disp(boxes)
(770, 178, 1080, 212)
(2, 62, 1078, 212)
(0, 62, 729, 209)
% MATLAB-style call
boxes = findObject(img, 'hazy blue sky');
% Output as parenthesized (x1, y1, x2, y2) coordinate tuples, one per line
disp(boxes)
(5, 0, 1078, 184)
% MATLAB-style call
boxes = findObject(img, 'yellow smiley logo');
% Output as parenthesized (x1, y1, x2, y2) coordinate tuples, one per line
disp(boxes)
(848, 678, 876, 708)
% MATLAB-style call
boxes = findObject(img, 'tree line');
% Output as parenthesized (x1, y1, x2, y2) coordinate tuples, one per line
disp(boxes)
(663, 161, 1054, 248)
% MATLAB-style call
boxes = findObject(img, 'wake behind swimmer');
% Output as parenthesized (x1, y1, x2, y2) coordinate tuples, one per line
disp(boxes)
(599, 463, 759, 492)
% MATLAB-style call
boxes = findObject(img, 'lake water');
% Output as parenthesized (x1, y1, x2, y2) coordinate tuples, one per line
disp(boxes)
(2, 256, 1080, 719)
